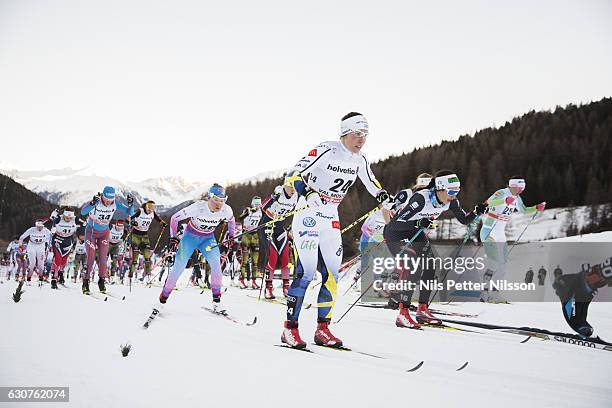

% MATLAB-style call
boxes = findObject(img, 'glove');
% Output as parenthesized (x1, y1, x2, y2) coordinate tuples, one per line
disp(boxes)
(226, 239, 235, 250)
(416, 218, 434, 230)
(160, 220, 168, 228)
(169, 236, 180, 252)
(376, 190, 390, 204)
(264, 224, 274, 236)
(127, 195, 134, 206)
(306, 191, 323, 208)
(474, 203, 488, 215)
(51, 209, 59, 219)
(536, 202, 546, 212)
(504, 196, 516, 206)
(90, 195, 100, 206)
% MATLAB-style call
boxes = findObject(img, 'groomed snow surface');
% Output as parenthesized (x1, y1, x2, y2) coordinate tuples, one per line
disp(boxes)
(1, 266, 611, 408)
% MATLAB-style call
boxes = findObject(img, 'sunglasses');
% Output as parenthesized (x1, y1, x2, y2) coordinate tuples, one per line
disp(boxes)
(210, 195, 227, 203)
(446, 189, 460, 197)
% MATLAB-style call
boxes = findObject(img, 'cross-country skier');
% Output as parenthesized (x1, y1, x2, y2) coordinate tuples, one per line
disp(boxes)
(361, 173, 432, 309)
(108, 220, 128, 282)
(281, 112, 391, 349)
(6, 237, 25, 281)
(479, 176, 546, 302)
(129, 200, 166, 281)
(19, 219, 52, 282)
(80, 186, 135, 294)
(383, 171, 488, 328)
(72, 235, 87, 282)
(49, 208, 84, 289)
(238, 196, 263, 289)
(259, 177, 300, 299)
(0, 253, 9, 281)
(553, 257, 612, 337)
(160, 184, 235, 310)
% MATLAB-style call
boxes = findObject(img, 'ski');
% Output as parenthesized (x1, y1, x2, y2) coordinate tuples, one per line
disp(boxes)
(405, 361, 469, 372)
(274, 344, 314, 353)
(311, 343, 352, 352)
(246, 294, 287, 306)
(85, 292, 109, 301)
(143, 308, 161, 329)
(410, 305, 479, 318)
(310, 343, 386, 359)
(201, 307, 257, 326)
(356, 302, 479, 318)
(406, 361, 425, 372)
(420, 323, 482, 334)
(441, 318, 612, 352)
(105, 292, 126, 301)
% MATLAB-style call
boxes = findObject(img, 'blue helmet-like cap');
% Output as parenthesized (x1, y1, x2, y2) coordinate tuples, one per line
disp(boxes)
(208, 183, 227, 200)
(102, 186, 116, 200)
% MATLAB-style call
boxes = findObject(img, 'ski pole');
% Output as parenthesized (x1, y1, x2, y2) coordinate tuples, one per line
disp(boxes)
(257, 226, 276, 300)
(308, 252, 362, 293)
(341, 206, 379, 234)
(152, 224, 167, 254)
(507, 211, 540, 257)
(341, 239, 388, 296)
(334, 227, 424, 324)
(474, 207, 541, 300)
(146, 254, 171, 288)
(427, 216, 480, 306)
(205, 206, 306, 252)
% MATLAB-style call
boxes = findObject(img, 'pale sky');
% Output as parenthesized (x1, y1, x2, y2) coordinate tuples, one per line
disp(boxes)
(1, 0, 611, 183)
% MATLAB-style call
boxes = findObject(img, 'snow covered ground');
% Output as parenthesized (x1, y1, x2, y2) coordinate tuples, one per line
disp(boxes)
(1, 267, 611, 408)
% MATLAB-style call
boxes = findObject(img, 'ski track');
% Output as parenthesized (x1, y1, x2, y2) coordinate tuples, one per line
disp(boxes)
(1, 272, 611, 408)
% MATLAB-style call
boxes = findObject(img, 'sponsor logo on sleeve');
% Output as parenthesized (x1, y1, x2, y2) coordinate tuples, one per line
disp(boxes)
(308, 149, 317, 157)
(331, 220, 340, 229)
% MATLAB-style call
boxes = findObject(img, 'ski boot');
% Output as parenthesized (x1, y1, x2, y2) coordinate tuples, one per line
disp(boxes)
(27, 276, 32, 282)
(159, 292, 168, 304)
(281, 320, 307, 349)
(239, 277, 247, 289)
(98, 278, 106, 294)
(314, 321, 343, 348)
(479, 289, 491, 303)
(416, 303, 442, 325)
(251, 279, 260, 290)
(82, 280, 90, 295)
(396, 303, 421, 329)
(282, 279, 289, 297)
(51, 279, 58, 290)
(59, 273, 65, 285)
(385, 297, 400, 310)
(212, 294, 225, 313)
(488, 289, 510, 304)
(264, 280, 275, 299)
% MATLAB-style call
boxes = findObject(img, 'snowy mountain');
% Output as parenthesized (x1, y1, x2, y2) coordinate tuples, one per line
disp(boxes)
(0, 168, 212, 209)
